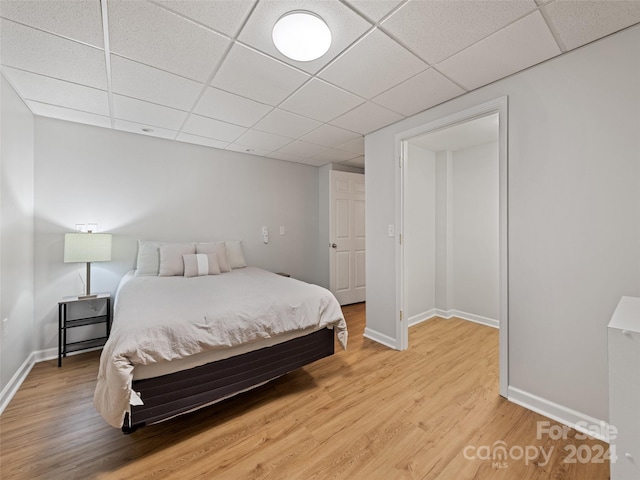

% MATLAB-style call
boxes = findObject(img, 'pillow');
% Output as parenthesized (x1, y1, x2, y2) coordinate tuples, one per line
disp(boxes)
(205, 252, 221, 275)
(135, 240, 164, 276)
(183, 254, 209, 278)
(225, 240, 247, 269)
(196, 242, 231, 273)
(159, 243, 195, 276)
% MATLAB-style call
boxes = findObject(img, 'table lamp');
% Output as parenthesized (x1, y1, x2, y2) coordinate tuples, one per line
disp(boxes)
(64, 232, 112, 299)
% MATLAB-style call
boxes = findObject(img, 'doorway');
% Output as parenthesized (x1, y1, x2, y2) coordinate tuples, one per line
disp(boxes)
(396, 97, 509, 397)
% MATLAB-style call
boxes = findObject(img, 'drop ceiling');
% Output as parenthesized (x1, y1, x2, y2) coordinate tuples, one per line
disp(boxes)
(1, 0, 639, 169)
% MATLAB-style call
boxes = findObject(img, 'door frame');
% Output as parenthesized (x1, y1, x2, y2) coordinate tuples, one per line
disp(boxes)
(395, 97, 509, 397)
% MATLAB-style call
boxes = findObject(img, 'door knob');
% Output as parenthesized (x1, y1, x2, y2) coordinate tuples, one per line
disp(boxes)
(331, 243, 337, 248)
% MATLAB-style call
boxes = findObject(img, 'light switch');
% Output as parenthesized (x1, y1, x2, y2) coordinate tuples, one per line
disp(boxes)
(388, 224, 394, 237)
(280, 226, 285, 235)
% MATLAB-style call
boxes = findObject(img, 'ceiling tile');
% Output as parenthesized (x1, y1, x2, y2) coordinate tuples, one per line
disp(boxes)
(295, 156, 331, 167)
(27, 101, 111, 128)
(107, 0, 230, 83)
(211, 43, 310, 106)
(381, 0, 537, 64)
(344, 0, 404, 22)
(193, 87, 272, 127)
(0, 0, 104, 48)
(233, 130, 292, 151)
(330, 101, 403, 135)
(310, 148, 359, 163)
(182, 114, 247, 142)
(253, 108, 322, 139)
(437, 11, 561, 91)
(2, 67, 109, 116)
(225, 144, 272, 157)
(336, 137, 365, 155)
(267, 151, 309, 164)
(543, 0, 640, 51)
(113, 95, 188, 131)
(176, 132, 230, 150)
(372, 68, 466, 117)
(153, 0, 255, 37)
(320, 29, 427, 99)
(279, 78, 364, 123)
(238, 0, 371, 74)
(0, 19, 107, 89)
(110, 55, 203, 111)
(277, 140, 332, 158)
(301, 124, 361, 148)
(114, 119, 177, 140)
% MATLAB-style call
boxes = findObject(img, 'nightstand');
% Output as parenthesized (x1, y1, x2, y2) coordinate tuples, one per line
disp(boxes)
(58, 293, 111, 367)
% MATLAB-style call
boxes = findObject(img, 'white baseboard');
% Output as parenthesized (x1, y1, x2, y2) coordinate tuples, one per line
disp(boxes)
(408, 309, 499, 329)
(363, 327, 398, 349)
(508, 386, 611, 443)
(0, 352, 36, 415)
(32, 347, 58, 363)
(449, 310, 499, 329)
(0, 346, 101, 415)
(408, 309, 438, 327)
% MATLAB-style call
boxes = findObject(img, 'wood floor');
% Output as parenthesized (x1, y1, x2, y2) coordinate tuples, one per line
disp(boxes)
(1, 303, 609, 479)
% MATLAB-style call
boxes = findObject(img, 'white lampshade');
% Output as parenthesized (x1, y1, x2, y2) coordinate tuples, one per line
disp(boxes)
(272, 11, 332, 62)
(64, 233, 112, 263)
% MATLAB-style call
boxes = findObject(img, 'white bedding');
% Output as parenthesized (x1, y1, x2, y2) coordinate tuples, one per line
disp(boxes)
(94, 268, 347, 428)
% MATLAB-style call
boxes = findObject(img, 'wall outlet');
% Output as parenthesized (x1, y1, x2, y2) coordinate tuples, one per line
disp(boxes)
(2, 317, 8, 339)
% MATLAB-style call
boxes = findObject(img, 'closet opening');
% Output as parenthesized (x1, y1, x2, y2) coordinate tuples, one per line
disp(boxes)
(396, 98, 508, 397)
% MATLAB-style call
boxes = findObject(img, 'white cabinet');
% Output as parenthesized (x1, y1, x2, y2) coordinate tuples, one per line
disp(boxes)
(609, 296, 640, 480)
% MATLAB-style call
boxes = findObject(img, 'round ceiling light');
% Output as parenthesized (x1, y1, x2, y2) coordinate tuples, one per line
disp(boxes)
(272, 11, 332, 62)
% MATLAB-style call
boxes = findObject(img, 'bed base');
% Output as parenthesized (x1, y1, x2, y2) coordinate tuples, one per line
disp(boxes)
(122, 327, 335, 433)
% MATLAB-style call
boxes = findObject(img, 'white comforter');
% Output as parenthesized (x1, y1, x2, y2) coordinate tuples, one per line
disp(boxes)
(94, 268, 347, 428)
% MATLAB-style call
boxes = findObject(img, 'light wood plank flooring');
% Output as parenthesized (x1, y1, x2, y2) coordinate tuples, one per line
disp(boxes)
(0, 304, 609, 479)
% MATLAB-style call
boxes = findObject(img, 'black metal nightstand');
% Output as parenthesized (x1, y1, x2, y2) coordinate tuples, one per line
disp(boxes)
(58, 293, 111, 367)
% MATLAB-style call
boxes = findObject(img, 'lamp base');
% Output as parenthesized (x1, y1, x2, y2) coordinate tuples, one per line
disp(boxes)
(80, 262, 97, 299)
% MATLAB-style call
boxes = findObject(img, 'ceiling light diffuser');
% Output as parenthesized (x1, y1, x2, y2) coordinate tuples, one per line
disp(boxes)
(272, 11, 332, 62)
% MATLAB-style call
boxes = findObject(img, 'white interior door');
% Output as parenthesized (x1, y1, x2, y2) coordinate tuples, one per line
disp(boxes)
(330, 170, 365, 305)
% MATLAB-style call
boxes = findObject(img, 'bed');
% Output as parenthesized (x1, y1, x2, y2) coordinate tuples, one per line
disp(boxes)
(94, 241, 347, 432)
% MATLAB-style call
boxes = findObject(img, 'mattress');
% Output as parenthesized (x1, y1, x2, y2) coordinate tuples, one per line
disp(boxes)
(95, 267, 347, 428)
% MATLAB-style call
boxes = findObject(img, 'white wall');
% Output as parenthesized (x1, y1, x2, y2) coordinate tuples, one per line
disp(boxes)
(405, 141, 498, 324)
(0, 76, 35, 395)
(365, 25, 640, 422)
(450, 142, 499, 320)
(434, 151, 451, 311)
(405, 143, 436, 322)
(33, 118, 325, 352)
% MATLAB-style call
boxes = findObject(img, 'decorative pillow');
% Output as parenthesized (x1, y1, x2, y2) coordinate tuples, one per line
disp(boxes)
(183, 254, 209, 278)
(159, 243, 195, 276)
(135, 240, 165, 276)
(196, 242, 231, 273)
(225, 240, 247, 269)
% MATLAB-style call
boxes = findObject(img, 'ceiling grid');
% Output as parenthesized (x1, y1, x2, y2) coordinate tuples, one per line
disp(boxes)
(1, 0, 639, 169)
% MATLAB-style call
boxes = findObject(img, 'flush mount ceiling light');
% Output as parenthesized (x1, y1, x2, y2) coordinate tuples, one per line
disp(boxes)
(272, 11, 331, 62)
